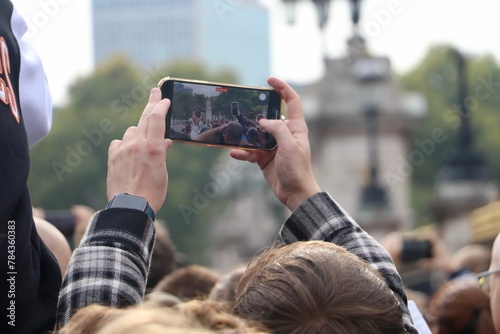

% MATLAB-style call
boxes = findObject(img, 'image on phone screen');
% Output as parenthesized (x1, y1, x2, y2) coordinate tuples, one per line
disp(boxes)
(160, 78, 281, 150)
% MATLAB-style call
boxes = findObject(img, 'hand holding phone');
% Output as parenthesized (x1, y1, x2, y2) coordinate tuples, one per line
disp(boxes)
(107, 88, 171, 213)
(159, 77, 282, 150)
(229, 77, 321, 212)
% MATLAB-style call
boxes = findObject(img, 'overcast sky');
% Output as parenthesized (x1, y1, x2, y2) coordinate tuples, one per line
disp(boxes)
(11, 0, 500, 106)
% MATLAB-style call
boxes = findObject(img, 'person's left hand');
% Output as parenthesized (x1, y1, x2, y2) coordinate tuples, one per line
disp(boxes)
(106, 88, 172, 214)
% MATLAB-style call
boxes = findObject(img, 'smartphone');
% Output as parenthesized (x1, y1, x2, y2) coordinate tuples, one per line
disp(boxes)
(401, 239, 433, 264)
(158, 77, 282, 150)
(231, 102, 239, 116)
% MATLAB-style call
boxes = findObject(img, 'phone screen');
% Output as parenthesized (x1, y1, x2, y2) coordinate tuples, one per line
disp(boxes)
(160, 78, 281, 150)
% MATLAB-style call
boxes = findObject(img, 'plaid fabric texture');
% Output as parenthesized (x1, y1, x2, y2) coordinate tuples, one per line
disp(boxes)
(56, 208, 155, 327)
(279, 192, 418, 334)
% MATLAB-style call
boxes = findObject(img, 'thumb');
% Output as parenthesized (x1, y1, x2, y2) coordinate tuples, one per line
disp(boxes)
(259, 119, 293, 149)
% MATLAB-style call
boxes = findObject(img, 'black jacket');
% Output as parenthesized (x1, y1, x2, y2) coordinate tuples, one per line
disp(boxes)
(0, 1, 61, 333)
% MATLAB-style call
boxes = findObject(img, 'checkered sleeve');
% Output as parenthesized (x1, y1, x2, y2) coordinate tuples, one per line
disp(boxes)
(278, 192, 418, 334)
(56, 208, 155, 327)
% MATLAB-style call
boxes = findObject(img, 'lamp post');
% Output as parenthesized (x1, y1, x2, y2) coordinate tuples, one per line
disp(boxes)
(440, 49, 489, 182)
(311, 0, 331, 29)
(353, 59, 390, 212)
(281, 0, 363, 29)
(361, 105, 390, 211)
(432, 49, 496, 251)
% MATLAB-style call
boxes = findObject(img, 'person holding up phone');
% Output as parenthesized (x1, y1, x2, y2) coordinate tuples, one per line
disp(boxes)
(56, 88, 173, 327)
(229, 77, 417, 333)
(56, 77, 417, 333)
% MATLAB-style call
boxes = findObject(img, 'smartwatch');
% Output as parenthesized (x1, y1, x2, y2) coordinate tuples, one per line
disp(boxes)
(105, 193, 155, 221)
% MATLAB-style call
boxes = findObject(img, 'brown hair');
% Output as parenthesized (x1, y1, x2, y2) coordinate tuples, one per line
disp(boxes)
(57, 304, 123, 334)
(153, 264, 220, 300)
(427, 278, 494, 334)
(224, 122, 243, 144)
(175, 299, 268, 333)
(234, 241, 404, 334)
(60, 298, 268, 334)
(208, 266, 247, 307)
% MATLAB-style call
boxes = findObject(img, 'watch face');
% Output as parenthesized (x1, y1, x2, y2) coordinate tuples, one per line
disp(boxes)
(111, 194, 148, 211)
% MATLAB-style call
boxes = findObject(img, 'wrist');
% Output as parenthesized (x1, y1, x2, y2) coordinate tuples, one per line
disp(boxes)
(286, 184, 321, 212)
(285, 180, 321, 212)
(105, 193, 156, 221)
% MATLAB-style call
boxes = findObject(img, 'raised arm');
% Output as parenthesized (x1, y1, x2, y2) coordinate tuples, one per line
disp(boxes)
(56, 88, 172, 327)
(231, 77, 417, 333)
(193, 124, 225, 143)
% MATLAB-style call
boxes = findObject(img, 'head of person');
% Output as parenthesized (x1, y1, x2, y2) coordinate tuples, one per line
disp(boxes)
(233, 241, 404, 334)
(427, 277, 494, 334)
(60, 298, 268, 334)
(246, 128, 259, 146)
(57, 304, 123, 334)
(208, 266, 247, 307)
(453, 244, 492, 274)
(224, 121, 243, 145)
(153, 264, 220, 300)
(33, 216, 72, 278)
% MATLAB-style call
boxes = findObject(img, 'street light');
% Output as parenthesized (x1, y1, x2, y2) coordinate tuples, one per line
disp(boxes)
(312, 0, 331, 29)
(360, 105, 390, 211)
(350, 0, 362, 26)
(352, 57, 391, 212)
(281, 0, 363, 30)
(440, 49, 490, 182)
(282, 0, 298, 25)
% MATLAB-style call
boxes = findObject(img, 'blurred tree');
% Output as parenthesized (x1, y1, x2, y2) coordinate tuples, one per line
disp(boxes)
(400, 45, 500, 226)
(28, 56, 141, 209)
(160, 58, 237, 84)
(28, 56, 239, 263)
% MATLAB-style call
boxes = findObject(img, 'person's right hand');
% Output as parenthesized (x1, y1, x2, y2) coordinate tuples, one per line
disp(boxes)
(106, 88, 172, 214)
(230, 77, 320, 212)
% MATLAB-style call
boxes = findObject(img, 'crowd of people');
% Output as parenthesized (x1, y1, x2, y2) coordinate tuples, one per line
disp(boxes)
(2, 1, 500, 333)
(170, 105, 272, 148)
